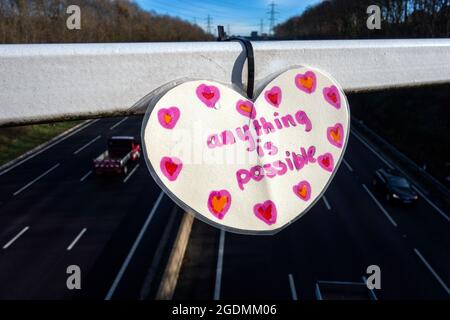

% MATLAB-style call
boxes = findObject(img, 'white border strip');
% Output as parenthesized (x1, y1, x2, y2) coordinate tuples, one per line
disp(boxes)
(412, 186, 449, 222)
(342, 158, 353, 172)
(105, 191, 164, 300)
(213, 229, 226, 300)
(351, 131, 393, 169)
(288, 273, 298, 300)
(362, 184, 398, 227)
(323, 196, 332, 211)
(414, 248, 450, 296)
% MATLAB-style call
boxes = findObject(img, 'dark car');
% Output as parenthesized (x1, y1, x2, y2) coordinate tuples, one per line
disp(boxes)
(372, 168, 418, 204)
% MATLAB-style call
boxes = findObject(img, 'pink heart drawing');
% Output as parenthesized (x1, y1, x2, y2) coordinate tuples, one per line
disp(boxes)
(207, 189, 232, 220)
(157, 106, 180, 129)
(236, 99, 257, 119)
(327, 123, 344, 148)
(264, 86, 282, 107)
(323, 85, 341, 109)
(317, 153, 334, 172)
(295, 71, 317, 94)
(160, 156, 183, 181)
(293, 180, 311, 201)
(196, 83, 220, 108)
(253, 200, 277, 225)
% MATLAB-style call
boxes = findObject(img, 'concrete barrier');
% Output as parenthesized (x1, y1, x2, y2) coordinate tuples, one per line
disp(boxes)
(156, 212, 194, 300)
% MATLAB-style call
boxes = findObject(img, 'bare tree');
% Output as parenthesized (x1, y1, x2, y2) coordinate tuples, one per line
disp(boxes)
(0, 0, 214, 44)
(275, 0, 449, 39)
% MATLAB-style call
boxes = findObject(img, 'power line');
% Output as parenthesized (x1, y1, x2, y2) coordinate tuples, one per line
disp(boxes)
(147, 0, 262, 20)
(267, 1, 279, 35)
(260, 19, 264, 35)
(206, 15, 213, 34)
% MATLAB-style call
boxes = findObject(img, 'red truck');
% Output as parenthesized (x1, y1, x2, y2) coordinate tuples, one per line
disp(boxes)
(93, 136, 141, 175)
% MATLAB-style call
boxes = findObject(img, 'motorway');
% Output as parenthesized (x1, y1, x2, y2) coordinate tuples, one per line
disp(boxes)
(174, 126, 450, 300)
(0, 115, 448, 300)
(0, 116, 183, 300)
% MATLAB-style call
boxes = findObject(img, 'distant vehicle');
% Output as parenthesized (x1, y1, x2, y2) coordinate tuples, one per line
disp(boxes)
(315, 280, 377, 300)
(93, 136, 141, 175)
(372, 168, 418, 204)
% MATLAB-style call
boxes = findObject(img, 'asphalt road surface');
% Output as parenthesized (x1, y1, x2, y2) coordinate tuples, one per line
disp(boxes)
(174, 127, 450, 300)
(0, 116, 448, 300)
(0, 116, 183, 300)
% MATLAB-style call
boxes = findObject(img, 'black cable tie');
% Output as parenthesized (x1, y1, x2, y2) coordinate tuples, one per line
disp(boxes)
(217, 25, 255, 99)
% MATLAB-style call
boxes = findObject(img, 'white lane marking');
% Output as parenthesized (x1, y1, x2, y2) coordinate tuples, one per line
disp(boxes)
(123, 164, 140, 183)
(80, 170, 93, 182)
(323, 196, 332, 211)
(414, 248, 450, 296)
(3, 227, 29, 249)
(351, 131, 394, 169)
(412, 186, 449, 223)
(109, 117, 129, 130)
(353, 129, 449, 223)
(214, 229, 226, 300)
(67, 228, 87, 251)
(105, 191, 164, 300)
(362, 184, 398, 227)
(13, 163, 60, 196)
(361, 276, 378, 300)
(139, 205, 179, 300)
(73, 135, 101, 155)
(342, 158, 354, 172)
(288, 274, 298, 300)
(0, 120, 98, 177)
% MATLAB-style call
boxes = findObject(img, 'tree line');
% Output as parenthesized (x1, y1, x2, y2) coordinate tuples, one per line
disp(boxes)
(275, 0, 449, 39)
(0, 0, 213, 43)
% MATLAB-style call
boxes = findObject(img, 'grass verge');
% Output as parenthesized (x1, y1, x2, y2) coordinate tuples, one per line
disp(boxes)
(0, 121, 81, 167)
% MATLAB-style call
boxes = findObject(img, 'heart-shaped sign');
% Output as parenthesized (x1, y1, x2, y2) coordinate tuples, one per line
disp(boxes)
(142, 66, 349, 234)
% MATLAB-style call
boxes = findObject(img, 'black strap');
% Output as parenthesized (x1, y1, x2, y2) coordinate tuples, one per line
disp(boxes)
(217, 25, 255, 99)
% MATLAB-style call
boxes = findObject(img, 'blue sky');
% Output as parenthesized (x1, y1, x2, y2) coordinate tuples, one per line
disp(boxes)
(136, 0, 322, 36)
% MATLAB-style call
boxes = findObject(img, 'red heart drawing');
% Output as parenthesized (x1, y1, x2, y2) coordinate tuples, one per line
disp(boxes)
(323, 85, 341, 109)
(196, 83, 220, 108)
(160, 156, 183, 181)
(264, 86, 282, 107)
(253, 200, 277, 225)
(317, 153, 334, 172)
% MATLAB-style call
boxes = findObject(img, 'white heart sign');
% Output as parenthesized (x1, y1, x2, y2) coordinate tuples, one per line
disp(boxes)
(142, 66, 350, 234)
